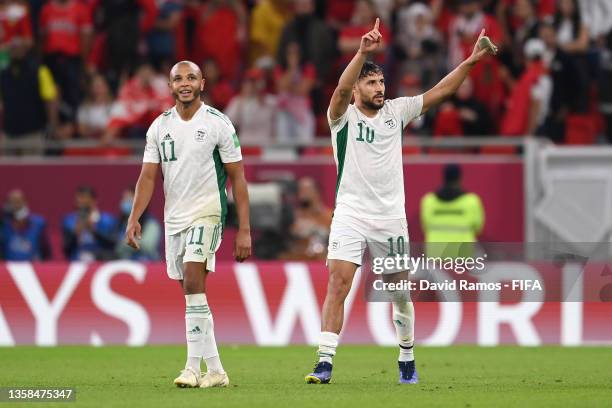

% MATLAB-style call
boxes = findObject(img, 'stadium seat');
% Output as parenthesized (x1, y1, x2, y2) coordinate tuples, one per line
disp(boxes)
(565, 114, 597, 145)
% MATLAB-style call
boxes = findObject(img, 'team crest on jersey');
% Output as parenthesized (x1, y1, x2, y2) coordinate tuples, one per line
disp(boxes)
(195, 129, 207, 142)
(384, 118, 397, 129)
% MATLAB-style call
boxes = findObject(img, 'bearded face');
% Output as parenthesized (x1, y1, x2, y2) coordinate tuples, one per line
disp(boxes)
(355, 72, 385, 111)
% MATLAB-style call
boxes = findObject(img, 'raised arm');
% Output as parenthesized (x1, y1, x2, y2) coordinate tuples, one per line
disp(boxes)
(224, 160, 252, 262)
(329, 18, 383, 121)
(422, 29, 496, 114)
(126, 162, 159, 249)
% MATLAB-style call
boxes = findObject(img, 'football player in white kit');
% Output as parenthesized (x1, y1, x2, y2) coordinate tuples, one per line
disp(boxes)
(305, 19, 496, 384)
(126, 61, 251, 389)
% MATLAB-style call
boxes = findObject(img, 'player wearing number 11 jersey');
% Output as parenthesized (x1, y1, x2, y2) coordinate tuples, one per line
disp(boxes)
(125, 61, 252, 389)
(305, 18, 496, 385)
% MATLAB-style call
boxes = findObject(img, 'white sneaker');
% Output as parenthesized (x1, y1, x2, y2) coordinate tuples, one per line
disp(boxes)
(199, 370, 230, 388)
(173, 367, 200, 388)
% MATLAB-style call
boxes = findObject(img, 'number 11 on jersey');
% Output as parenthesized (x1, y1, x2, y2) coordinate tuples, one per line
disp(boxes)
(161, 140, 178, 162)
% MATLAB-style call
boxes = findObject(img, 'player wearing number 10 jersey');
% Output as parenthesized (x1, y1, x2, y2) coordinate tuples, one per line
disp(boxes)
(305, 18, 497, 385)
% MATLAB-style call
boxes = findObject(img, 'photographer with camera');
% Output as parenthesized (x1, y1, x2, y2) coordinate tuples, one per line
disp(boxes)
(62, 185, 117, 261)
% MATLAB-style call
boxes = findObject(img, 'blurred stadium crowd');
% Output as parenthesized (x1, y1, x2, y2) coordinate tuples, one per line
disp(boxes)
(1, 186, 162, 261)
(0, 0, 611, 156)
(0, 176, 338, 261)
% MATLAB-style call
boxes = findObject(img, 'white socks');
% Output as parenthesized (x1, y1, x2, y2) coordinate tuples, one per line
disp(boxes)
(392, 301, 415, 362)
(317, 331, 339, 364)
(185, 294, 224, 373)
(315, 303, 413, 364)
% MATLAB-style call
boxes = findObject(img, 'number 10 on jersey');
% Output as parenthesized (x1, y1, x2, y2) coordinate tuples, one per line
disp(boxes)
(356, 122, 375, 143)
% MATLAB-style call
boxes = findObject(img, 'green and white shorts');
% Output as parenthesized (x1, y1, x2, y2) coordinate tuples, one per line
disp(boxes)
(165, 220, 223, 280)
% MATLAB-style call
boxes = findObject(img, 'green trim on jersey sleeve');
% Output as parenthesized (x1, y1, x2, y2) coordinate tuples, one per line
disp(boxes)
(213, 147, 228, 227)
(335, 122, 349, 200)
(232, 132, 240, 147)
(207, 107, 232, 127)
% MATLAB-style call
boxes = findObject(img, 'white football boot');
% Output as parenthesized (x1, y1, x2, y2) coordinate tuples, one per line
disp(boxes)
(199, 371, 230, 388)
(173, 367, 200, 388)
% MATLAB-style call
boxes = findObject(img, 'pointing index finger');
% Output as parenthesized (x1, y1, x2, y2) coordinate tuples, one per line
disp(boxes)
(374, 17, 380, 31)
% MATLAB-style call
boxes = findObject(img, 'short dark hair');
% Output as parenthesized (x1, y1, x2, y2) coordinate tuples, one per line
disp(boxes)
(443, 164, 462, 184)
(358, 61, 383, 80)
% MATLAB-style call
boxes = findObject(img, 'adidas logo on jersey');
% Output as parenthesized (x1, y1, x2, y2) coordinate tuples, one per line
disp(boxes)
(163, 133, 172, 141)
(193, 247, 204, 256)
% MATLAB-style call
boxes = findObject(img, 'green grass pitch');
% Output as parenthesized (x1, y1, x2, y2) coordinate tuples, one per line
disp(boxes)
(1, 346, 610, 408)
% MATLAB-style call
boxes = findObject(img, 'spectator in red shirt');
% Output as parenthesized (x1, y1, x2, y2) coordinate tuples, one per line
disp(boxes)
(39, 0, 93, 123)
(338, 0, 389, 66)
(274, 42, 316, 144)
(102, 63, 173, 144)
(500, 38, 552, 136)
(433, 77, 493, 136)
(325, 0, 354, 31)
(448, 0, 504, 66)
(177, 0, 246, 83)
(0, 0, 33, 67)
(201, 59, 235, 111)
(447, 0, 506, 124)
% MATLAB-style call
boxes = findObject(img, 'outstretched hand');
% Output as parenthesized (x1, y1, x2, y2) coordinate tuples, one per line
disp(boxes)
(359, 18, 382, 54)
(468, 29, 498, 64)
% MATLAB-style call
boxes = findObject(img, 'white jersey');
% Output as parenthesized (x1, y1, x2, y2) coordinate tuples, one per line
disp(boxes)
(143, 103, 242, 235)
(328, 95, 423, 220)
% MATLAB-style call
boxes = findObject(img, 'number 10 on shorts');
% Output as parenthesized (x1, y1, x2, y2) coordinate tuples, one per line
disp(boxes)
(387, 236, 406, 256)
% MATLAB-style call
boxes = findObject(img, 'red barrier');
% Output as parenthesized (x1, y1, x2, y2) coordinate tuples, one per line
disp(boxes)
(0, 160, 524, 260)
(1, 262, 609, 346)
